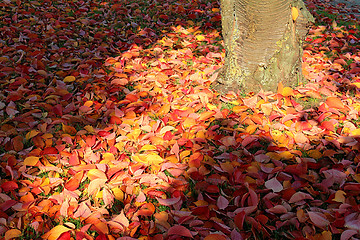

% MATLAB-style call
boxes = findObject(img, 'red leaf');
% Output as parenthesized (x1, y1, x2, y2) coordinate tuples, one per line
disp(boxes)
(168, 225, 193, 238)
(57, 231, 71, 240)
(41, 147, 58, 155)
(234, 211, 246, 230)
(1, 181, 18, 192)
(52, 104, 63, 116)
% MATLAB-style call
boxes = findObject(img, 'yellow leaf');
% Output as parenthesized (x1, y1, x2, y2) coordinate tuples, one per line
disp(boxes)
(145, 153, 164, 165)
(5, 229, 22, 240)
(112, 187, 124, 201)
(24, 156, 39, 166)
(352, 82, 360, 88)
(180, 150, 191, 160)
(350, 128, 360, 137)
(63, 76, 76, 82)
(207, 103, 217, 111)
(87, 169, 107, 180)
(196, 35, 206, 41)
(333, 190, 346, 203)
(100, 153, 115, 164)
(278, 151, 294, 160)
(140, 145, 157, 152)
(127, 129, 141, 140)
(282, 87, 294, 97)
(84, 125, 94, 132)
(42, 225, 70, 240)
(25, 130, 40, 140)
(292, 7, 299, 21)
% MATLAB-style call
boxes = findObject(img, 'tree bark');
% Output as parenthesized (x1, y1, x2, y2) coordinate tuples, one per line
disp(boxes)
(213, 0, 314, 94)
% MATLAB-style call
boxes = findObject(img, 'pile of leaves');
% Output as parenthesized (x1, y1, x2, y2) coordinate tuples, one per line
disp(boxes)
(0, 0, 360, 239)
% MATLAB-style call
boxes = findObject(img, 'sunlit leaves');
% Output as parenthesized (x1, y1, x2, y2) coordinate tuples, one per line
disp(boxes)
(1, 0, 360, 239)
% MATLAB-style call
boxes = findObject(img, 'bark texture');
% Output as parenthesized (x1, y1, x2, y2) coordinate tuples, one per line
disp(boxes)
(214, 0, 314, 93)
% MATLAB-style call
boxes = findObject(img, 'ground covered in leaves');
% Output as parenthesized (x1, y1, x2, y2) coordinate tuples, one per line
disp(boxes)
(0, 0, 360, 239)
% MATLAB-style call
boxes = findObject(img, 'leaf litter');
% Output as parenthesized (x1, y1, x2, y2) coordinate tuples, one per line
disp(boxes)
(0, 0, 360, 239)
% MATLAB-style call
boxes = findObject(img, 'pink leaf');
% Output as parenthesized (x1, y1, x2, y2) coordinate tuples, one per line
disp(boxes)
(112, 210, 129, 227)
(171, 142, 180, 161)
(220, 136, 236, 147)
(341, 230, 358, 240)
(307, 211, 329, 228)
(103, 188, 114, 207)
(217, 195, 229, 210)
(73, 202, 92, 218)
(6, 101, 18, 117)
(289, 192, 314, 203)
(345, 220, 360, 231)
(294, 132, 309, 145)
(265, 177, 283, 193)
(156, 196, 181, 206)
(136, 191, 146, 203)
(168, 225, 193, 238)
(87, 179, 106, 196)
(266, 205, 288, 214)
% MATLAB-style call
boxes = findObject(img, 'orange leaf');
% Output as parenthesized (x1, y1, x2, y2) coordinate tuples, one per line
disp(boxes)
(277, 82, 284, 95)
(326, 97, 344, 109)
(20, 192, 34, 203)
(137, 202, 155, 216)
(5, 229, 22, 240)
(64, 171, 84, 191)
(62, 124, 77, 135)
(183, 117, 196, 129)
(204, 234, 227, 240)
(42, 225, 71, 240)
(24, 156, 39, 166)
(25, 130, 40, 140)
(157, 104, 171, 117)
(198, 111, 215, 121)
(232, 105, 248, 113)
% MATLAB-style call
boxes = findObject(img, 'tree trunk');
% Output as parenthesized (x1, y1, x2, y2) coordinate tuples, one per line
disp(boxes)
(213, 0, 314, 94)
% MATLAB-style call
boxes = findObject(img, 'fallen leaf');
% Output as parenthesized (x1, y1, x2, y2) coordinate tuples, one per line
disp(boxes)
(168, 225, 193, 238)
